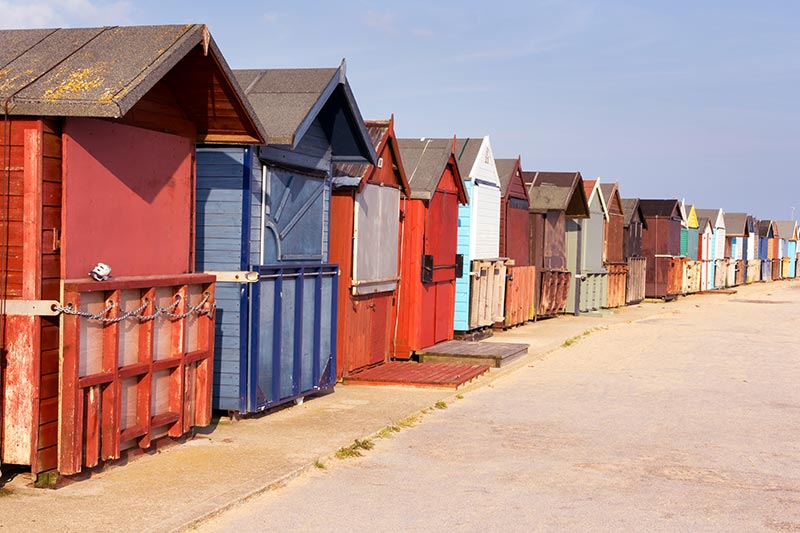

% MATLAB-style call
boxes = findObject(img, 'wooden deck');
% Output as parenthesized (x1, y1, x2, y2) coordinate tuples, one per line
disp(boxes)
(417, 340, 529, 368)
(344, 362, 490, 390)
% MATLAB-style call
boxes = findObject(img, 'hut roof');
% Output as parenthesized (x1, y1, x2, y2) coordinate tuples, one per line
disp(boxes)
(453, 138, 484, 180)
(774, 220, 798, 240)
(695, 208, 725, 229)
(236, 63, 376, 163)
(526, 171, 590, 218)
(0, 24, 265, 143)
(723, 212, 751, 237)
(757, 219, 774, 238)
(621, 198, 648, 229)
(397, 137, 468, 202)
(332, 117, 410, 196)
(639, 199, 681, 219)
(495, 158, 520, 195)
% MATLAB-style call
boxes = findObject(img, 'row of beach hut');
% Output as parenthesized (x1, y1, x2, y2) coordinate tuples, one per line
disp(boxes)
(1, 24, 797, 481)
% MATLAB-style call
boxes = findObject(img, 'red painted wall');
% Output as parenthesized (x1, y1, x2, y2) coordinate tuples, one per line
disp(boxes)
(505, 205, 530, 265)
(393, 163, 460, 358)
(62, 118, 193, 279)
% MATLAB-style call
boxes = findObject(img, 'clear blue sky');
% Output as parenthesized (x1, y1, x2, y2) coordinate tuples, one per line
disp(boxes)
(3, 1, 798, 219)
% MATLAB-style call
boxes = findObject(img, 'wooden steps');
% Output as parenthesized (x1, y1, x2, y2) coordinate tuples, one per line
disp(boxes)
(417, 340, 529, 368)
(343, 362, 489, 390)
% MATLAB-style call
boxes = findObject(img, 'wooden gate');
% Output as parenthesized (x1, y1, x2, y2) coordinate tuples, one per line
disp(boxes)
(604, 263, 628, 308)
(248, 265, 337, 412)
(781, 257, 791, 279)
(626, 257, 646, 304)
(746, 260, 761, 284)
(59, 274, 215, 476)
(500, 265, 536, 328)
(735, 260, 745, 286)
(714, 259, 728, 288)
(682, 259, 702, 294)
(772, 259, 782, 280)
(468, 259, 508, 329)
(579, 271, 608, 312)
(537, 270, 571, 318)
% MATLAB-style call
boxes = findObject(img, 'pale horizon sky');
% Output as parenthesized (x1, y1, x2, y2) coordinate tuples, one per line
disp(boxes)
(2, 0, 798, 221)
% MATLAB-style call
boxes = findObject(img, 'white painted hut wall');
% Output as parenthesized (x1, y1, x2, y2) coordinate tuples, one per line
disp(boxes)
(469, 137, 501, 259)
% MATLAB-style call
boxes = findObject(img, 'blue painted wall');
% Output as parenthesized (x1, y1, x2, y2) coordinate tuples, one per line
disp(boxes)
(453, 180, 473, 331)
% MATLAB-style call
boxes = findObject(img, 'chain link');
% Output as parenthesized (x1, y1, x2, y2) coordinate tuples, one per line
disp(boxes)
(53, 292, 213, 323)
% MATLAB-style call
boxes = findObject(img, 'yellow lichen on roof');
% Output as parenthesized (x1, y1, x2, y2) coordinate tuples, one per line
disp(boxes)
(43, 68, 105, 101)
(0, 67, 19, 93)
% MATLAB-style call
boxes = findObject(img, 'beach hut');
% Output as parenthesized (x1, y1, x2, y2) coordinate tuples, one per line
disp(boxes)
(394, 138, 468, 358)
(774, 221, 798, 278)
(744, 215, 761, 283)
(525, 171, 589, 317)
(640, 200, 683, 299)
(495, 157, 534, 328)
(195, 64, 376, 414)
(757, 220, 775, 281)
(679, 203, 701, 293)
(565, 179, 609, 313)
(724, 213, 751, 286)
(330, 117, 410, 378)
(451, 137, 505, 335)
(696, 209, 726, 288)
(599, 182, 627, 308)
(621, 198, 647, 303)
(696, 217, 715, 290)
(767, 220, 783, 279)
(0, 24, 265, 477)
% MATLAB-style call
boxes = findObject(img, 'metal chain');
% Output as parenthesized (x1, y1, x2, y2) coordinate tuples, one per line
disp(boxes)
(52, 292, 213, 323)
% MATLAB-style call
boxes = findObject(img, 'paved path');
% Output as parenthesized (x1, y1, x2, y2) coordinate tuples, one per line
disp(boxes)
(200, 282, 800, 532)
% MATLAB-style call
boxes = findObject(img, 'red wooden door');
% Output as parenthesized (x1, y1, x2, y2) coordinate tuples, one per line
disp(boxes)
(368, 295, 391, 367)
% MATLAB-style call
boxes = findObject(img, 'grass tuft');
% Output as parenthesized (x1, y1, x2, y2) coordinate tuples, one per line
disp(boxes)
(335, 438, 375, 460)
(434, 400, 447, 410)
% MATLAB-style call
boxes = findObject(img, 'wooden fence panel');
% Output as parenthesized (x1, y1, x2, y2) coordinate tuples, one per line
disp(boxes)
(746, 260, 761, 284)
(537, 270, 571, 318)
(625, 257, 646, 304)
(500, 265, 536, 328)
(604, 263, 628, 308)
(772, 259, 782, 280)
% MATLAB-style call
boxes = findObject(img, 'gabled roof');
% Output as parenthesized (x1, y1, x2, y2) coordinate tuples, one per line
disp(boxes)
(621, 198, 649, 230)
(495, 158, 519, 195)
(696, 217, 713, 233)
(397, 137, 468, 203)
(453, 138, 484, 180)
(757, 219, 775, 238)
(639, 199, 682, 219)
(694, 208, 726, 229)
(774, 220, 798, 241)
(583, 179, 608, 220)
(599, 181, 623, 217)
(236, 62, 376, 163)
(0, 24, 266, 143)
(525, 171, 590, 218)
(723, 212, 751, 237)
(686, 205, 699, 229)
(332, 116, 410, 197)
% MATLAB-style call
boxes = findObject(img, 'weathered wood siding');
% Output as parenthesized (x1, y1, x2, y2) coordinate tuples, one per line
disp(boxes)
(1, 118, 62, 471)
(500, 265, 536, 327)
(626, 257, 646, 304)
(196, 146, 248, 411)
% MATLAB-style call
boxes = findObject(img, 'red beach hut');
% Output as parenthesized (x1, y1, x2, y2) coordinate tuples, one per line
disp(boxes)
(0, 25, 265, 478)
(330, 117, 410, 377)
(393, 138, 468, 358)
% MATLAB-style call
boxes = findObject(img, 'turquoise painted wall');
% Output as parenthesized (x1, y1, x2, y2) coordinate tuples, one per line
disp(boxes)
(453, 181, 473, 331)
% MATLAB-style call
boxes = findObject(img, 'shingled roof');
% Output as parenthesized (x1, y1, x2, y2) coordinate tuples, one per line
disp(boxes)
(0, 24, 266, 143)
(757, 219, 775, 238)
(695, 209, 725, 229)
(235, 63, 376, 164)
(495, 157, 521, 196)
(526, 171, 590, 218)
(723, 212, 751, 237)
(774, 220, 798, 240)
(639, 199, 681, 219)
(332, 117, 410, 196)
(397, 137, 467, 202)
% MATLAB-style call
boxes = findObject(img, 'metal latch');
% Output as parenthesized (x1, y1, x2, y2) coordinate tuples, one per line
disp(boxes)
(0, 300, 61, 316)
(204, 271, 259, 283)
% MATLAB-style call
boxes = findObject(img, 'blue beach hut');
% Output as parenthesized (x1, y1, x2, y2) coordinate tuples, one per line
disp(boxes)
(195, 63, 376, 414)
